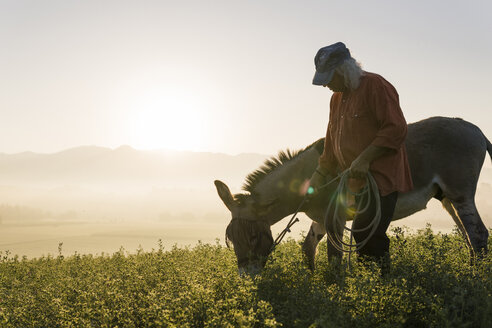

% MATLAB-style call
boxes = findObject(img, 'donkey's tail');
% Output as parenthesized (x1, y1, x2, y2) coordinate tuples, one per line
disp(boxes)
(486, 135, 492, 162)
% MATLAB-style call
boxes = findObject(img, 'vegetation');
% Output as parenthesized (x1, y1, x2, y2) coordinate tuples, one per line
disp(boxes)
(0, 225, 491, 327)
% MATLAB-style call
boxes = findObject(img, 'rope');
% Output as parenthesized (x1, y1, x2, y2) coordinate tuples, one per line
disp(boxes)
(270, 199, 304, 254)
(324, 170, 381, 268)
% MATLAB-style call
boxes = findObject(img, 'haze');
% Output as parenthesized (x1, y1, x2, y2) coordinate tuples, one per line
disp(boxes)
(1, 1, 491, 257)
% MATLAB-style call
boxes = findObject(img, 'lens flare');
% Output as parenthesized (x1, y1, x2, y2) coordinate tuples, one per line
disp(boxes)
(289, 179, 301, 193)
(345, 206, 357, 219)
(299, 179, 311, 195)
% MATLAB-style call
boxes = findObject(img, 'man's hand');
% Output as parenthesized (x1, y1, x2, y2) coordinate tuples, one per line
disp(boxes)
(349, 157, 370, 179)
(349, 145, 392, 179)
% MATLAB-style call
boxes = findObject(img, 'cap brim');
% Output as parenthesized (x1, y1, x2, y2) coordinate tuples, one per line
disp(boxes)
(312, 69, 334, 86)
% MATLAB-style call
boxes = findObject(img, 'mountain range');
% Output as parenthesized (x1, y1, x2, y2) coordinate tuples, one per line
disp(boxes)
(0, 145, 271, 191)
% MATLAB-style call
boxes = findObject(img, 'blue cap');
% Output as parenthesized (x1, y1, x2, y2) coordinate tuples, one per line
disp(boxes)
(312, 42, 351, 86)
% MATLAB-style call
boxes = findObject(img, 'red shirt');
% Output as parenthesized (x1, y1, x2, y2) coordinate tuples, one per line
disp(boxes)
(319, 72, 413, 196)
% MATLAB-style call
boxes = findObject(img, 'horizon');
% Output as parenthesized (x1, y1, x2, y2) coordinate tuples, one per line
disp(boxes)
(3, 113, 491, 157)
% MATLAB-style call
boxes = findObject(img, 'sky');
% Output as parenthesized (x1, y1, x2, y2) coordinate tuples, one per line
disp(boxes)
(1, 0, 491, 155)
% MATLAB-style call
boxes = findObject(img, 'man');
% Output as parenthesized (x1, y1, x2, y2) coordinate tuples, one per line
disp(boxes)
(309, 42, 413, 272)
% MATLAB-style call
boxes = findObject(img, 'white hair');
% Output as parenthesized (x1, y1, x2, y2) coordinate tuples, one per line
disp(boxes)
(335, 57, 363, 90)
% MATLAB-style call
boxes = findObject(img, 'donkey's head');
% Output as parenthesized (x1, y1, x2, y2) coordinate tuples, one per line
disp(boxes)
(214, 180, 276, 275)
(214, 141, 325, 275)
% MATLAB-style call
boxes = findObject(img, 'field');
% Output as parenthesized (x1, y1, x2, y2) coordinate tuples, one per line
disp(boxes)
(1, 226, 491, 328)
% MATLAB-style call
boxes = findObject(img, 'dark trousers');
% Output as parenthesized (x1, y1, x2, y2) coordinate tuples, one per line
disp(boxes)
(352, 191, 398, 261)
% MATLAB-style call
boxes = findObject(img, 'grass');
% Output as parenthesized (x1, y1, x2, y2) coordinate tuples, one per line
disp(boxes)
(0, 225, 491, 327)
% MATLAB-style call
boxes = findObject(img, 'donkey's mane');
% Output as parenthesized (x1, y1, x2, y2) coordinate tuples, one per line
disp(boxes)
(242, 138, 324, 193)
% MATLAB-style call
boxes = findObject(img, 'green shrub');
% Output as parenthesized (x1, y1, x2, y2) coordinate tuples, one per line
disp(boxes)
(0, 228, 490, 327)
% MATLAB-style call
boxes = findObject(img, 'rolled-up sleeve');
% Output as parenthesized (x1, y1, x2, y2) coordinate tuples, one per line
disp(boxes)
(369, 78, 408, 150)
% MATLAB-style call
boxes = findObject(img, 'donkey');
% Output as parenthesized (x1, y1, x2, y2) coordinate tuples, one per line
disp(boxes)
(215, 117, 492, 275)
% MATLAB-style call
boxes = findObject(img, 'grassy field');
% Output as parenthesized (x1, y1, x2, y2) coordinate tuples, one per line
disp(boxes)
(0, 226, 491, 327)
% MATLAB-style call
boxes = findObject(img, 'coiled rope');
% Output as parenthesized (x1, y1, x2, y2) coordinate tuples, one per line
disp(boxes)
(324, 170, 381, 267)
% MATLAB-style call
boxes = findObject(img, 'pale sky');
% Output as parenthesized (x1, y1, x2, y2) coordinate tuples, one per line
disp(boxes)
(1, 0, 491, 155)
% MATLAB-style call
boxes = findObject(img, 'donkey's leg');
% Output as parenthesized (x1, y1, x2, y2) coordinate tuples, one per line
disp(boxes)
(447, 198, 489, 260)
(302, 221, 326, 271)
(441, 198, 474, 258)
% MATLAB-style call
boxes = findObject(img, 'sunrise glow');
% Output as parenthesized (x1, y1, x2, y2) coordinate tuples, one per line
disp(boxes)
(129, 87, 206, 151)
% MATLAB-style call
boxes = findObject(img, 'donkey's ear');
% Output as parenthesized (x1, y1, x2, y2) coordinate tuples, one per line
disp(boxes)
(214, 180, 236, 211)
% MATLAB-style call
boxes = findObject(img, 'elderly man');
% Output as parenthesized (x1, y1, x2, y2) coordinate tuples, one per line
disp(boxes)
(309, 42, 413, 273)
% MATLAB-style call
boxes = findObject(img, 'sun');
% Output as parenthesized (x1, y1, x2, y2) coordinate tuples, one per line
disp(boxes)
(129, 87, 207, 151)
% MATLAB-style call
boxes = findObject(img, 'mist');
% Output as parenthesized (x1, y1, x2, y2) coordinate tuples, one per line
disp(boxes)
(0, 146, 491, 258)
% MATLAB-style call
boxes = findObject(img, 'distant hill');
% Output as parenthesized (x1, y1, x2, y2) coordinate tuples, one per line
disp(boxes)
(1, 144, 490, 189)
(0, 146, 272, 190)
(0, 144, 490, 192)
